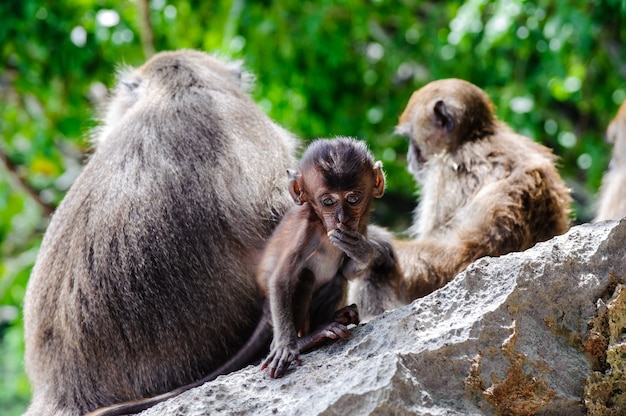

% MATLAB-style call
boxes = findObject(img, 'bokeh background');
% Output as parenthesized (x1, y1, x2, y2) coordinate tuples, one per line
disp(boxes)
(1, 0, 625, 413)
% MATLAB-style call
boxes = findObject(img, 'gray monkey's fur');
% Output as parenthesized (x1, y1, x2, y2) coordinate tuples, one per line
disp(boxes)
(23, 50, 299, 416)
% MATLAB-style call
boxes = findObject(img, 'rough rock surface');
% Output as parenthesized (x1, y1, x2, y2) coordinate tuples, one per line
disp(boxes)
(141, 220, 626, 416)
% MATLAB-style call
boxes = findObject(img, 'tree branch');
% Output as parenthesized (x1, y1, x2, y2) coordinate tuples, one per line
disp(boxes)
(0, 150, 55, 217)
(137, 0, 155, 59)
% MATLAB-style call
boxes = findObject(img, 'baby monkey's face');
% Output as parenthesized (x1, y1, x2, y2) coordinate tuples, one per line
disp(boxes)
(313, 185, 370, 234)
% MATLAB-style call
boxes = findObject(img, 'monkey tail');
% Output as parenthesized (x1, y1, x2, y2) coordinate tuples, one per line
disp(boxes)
(85, 309, 272, 416)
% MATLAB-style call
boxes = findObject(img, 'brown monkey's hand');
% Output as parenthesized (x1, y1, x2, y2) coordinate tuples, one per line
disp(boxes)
(328, 229, 373, 267)
(260, 343, 301, 379)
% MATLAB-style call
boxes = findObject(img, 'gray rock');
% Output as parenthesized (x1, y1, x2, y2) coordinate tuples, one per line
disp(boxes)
(141, 220, 626, 416)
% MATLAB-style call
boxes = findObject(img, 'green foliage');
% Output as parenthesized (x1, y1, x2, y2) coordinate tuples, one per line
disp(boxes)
(1, 1, 624, 413)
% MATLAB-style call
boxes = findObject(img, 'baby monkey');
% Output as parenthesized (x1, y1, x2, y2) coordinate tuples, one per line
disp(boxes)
(259, 136, 385, 377)
(87, 137, 386, 415)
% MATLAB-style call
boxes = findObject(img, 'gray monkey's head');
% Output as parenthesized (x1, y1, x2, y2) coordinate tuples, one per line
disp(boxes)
(92, 50, 253, 148)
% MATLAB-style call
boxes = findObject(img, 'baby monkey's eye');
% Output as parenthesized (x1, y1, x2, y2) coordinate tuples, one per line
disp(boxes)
(322, 197, 336, 206)
(346, 195, 360, 205)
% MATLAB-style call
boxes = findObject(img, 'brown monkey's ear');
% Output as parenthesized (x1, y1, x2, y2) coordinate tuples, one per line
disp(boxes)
(287, 169, 306, 205)
(434, 100, 455, 132)
(372, 161, 385, 198)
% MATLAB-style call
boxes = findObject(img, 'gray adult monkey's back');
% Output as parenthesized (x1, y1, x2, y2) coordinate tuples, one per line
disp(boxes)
(23, 50, 299, 416)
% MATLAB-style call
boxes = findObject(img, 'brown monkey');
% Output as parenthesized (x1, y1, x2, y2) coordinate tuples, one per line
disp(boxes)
(23, 50, 299, 416)
(594, 100, 626, 222)
(86, 137, 388, 416)
(393, 78, 572, 299)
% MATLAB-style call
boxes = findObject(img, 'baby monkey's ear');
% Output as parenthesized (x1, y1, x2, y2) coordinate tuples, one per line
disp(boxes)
(372, 161, 385, 198)
(287, 169, 306, 205)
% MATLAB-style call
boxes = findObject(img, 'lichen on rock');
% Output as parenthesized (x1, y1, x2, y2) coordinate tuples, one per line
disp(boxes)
(584, 282, 626, 415)
(464, 322, 557, 416)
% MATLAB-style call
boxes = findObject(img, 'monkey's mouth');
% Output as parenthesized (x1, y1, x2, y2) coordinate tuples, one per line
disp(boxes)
(407, 142, 426, 175)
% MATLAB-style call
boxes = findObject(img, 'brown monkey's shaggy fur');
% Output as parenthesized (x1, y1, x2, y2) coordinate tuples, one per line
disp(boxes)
(394, 78, 572, 299)
(595, 100, 626, 222)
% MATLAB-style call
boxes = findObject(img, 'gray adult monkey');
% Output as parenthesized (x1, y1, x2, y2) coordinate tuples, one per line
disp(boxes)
(23, 50, 299, 416)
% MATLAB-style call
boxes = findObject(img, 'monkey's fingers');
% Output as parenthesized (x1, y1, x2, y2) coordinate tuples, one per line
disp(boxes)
(328, 232, 364, 252)
(328, 228, 361, 243)
(272, 350, 298, 378)
(328, 231, 359, 253)
(260, 352, 275, 371)
(261, 347, 300, 379)
(333, 304, 360, 326)
(260, 352, 278, 372)
(330, 234, 373, 265)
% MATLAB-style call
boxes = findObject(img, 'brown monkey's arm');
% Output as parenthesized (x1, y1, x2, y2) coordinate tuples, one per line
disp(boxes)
(397, 176, 541, 300)
(394, 237, 469, 299)
(348, 225, 407, 319)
